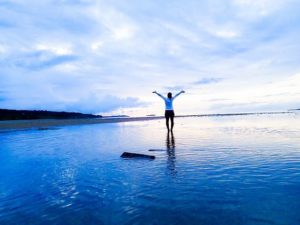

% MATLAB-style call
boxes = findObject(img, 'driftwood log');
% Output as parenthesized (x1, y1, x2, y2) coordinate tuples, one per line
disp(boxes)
(121, 152, 155, 159)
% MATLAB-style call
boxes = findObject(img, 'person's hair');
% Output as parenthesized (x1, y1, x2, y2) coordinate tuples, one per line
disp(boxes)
(167, 92, 172, 99)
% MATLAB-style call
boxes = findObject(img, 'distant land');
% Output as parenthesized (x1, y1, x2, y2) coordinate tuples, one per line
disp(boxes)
(146, 114, 156, 117)
(102, 115, 130, 118)
(0, 109, 102, 120)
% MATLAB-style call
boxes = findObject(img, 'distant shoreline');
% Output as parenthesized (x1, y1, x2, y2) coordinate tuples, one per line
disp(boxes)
(0, 117, 164, 130)
(0, 111, 293, 131)
(0, 109, 102, 120)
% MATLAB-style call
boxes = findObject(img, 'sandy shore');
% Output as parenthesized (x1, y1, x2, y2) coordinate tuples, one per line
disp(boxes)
(0, 117, 164, 130)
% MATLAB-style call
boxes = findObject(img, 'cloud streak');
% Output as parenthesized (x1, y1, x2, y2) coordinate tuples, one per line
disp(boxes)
(13, 51, 78, 70)
(193, 78, 223, 85)
(61, 95, 148, 114)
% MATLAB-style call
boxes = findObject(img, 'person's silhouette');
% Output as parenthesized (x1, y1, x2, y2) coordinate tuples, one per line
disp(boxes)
(153, 90, 185, 132)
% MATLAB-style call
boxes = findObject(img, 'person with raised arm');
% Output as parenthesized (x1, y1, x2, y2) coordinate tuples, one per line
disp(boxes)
(152, 90, 185, 132)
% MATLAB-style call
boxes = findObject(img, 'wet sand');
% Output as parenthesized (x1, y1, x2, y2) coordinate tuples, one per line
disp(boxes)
(0, 117, 164, 130)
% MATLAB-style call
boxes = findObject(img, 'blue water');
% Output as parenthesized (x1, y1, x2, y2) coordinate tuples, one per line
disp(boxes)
(0, 114, 300, 225)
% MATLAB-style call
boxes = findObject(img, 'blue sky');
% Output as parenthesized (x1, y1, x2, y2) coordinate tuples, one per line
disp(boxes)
(1, 0, 300, 116)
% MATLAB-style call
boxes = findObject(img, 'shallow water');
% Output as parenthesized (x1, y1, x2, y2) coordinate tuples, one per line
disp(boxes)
(0, 114, 300, 225)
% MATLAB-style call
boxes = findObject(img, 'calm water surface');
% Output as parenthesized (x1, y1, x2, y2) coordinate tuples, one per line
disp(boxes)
(0, 114, 300, 224)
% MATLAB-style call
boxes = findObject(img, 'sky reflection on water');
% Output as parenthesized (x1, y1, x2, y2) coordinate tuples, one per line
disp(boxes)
(0, 114, 300, 224)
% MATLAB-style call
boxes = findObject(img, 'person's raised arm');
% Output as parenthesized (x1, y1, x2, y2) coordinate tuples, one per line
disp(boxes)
(173, 90, 185, 100)
(152, 91, 166, 100)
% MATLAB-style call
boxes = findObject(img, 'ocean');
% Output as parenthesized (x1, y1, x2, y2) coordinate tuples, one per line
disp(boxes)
(0, 113, 300, 224)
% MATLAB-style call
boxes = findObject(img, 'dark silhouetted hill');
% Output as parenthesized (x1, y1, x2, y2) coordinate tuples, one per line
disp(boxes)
(0, 109, 102, 120)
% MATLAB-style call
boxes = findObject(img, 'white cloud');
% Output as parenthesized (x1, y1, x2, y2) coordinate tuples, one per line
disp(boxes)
(233, 0, 289, 19)
(35, 44, 73, 55)
(0, 44, 6, 54)
(112, 24, 136, 40)
(91, 41, 104, 51)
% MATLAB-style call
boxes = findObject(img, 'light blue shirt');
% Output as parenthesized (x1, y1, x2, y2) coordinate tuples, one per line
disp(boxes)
(156, 92, 182, 110)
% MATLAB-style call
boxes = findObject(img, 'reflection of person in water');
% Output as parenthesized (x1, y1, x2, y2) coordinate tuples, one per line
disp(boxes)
(166, 131, 176, 174)
(152, 90, 185, 132)
(166, 131, 175, 150)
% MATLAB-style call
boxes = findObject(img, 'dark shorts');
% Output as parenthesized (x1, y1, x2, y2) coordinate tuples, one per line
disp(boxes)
(165, 110, 175, 119)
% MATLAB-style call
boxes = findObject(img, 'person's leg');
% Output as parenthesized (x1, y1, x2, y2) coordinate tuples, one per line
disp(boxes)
(166, 117, 170, 131)
(165, 111, 169, 131)
(170, 116, 174, 131)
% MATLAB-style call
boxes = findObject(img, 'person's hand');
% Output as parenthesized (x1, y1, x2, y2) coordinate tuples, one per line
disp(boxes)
(152, 91, 157, 94)
(181, 90, 185, 93)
